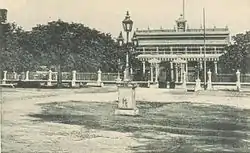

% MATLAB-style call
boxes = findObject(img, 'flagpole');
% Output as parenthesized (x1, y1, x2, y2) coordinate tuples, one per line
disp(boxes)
(203, 8, 207, 89)
(183, 0, 185, 19)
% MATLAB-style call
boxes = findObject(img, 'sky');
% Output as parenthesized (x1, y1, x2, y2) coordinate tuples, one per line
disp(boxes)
(1, 0, 250, 38)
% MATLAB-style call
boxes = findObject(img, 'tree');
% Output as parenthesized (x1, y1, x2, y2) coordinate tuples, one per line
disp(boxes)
(0, 23, 37, 72)
(219, 31, 250, 74)
(0, 20, 123, 74)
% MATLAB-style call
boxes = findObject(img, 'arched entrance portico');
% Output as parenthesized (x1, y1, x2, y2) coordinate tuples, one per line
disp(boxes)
(148, 58, 161, 83)
(171, 58, 187, 84)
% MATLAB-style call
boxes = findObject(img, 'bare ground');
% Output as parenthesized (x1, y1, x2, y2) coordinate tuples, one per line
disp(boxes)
(1, 87, 250, 153)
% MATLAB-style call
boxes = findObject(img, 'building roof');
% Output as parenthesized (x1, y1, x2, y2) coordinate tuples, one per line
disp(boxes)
(135, 27, 229, 35)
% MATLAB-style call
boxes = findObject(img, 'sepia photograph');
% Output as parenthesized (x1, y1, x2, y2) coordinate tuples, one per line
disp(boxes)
(0, 0, 250, 152)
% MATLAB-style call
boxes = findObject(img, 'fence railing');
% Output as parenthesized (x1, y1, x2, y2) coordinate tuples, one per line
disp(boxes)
(102, 73, 119, 81)
(76, 73, 97, 80)
(29, 72, 48, 80)
(241, 74, 250, 83)
(1, 70, 250, 90)
(212, 74, 236, 82)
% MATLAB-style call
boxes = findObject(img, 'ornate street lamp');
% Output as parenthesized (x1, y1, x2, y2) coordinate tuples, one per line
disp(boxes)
(122, 11, 133, 81)
(131, 32, 138, 47)
(117, 31, 124, 47)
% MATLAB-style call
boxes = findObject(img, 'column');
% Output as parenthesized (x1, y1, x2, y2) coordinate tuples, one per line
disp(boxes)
(25, 71, 29, 81)
(150, 63, 153, 82)
(130, 67, 133, 75)
(186, 62, 188, 81)
(180, 63, 184, 83)
(175, 63, 178, 83)
(170, 47, 173, 54)
(170, 62, 174, 81)
(55, 72, 58, 81)
(47, 70, 52, 86)
(199, 61, 203, 70)
(214, 61, 218, 74)
(2, 71, 7, 84)
(142, 61, 146, 74)
(71, 70, 76, 87)
(182, 71, 187, 90)
(155, 64, 159, 83)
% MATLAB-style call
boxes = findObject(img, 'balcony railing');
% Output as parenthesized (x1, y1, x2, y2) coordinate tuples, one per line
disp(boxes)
(136, 50, 224, 55)
(136, 28, 229, 33)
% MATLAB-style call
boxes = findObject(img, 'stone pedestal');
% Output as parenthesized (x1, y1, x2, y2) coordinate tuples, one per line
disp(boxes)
(115, 83, 139, 116)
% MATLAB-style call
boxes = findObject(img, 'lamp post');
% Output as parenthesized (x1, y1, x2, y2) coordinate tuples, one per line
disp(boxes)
(122, 11, 133, 81)
(117, 31, 124, 81)
(203, 8, 207, 90)
(117, 58, 121, 82)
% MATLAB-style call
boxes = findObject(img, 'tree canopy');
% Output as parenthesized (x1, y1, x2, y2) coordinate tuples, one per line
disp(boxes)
(1, 20, 125, 73)
(219, 31, 250, 74)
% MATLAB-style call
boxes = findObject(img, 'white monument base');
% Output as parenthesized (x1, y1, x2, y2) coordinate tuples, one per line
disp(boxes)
(194, 79, 202, 92)
(149, 83, 158, 88)
(114, 108, 139, 116)
(207, 82, 213, 90)
(116, 83, 139, 116)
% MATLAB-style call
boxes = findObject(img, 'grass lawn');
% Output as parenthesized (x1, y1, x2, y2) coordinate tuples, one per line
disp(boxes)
(27, 101, 250, 153)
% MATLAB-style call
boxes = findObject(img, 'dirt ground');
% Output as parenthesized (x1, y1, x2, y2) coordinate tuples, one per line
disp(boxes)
(1, 87, 250, 153)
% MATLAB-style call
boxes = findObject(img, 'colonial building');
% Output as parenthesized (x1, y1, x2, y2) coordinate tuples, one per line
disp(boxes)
(132, 14, 230, 83)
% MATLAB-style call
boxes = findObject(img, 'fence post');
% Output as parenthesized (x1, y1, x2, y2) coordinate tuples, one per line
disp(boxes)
(182, 71, 187, 90)
(207, 69, 212, 90)
(2, 71, 7, 84)
(47, 70, 52, 86)
(236, 69, 241, 91)
(55, 72, 58, 81)
(71, 70, 76, 87)
(97, 69, 103, 87)
(194, 78, 202, 92)
(147, 80, 150, 88)
(123, 70, 126, 81)
(116, 72, 122, 83)
(13, 72, 17, 80)
(25, 71, 29, 81)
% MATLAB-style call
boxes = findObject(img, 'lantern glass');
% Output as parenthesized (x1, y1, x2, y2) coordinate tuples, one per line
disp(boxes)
(132, 38, 137, 46)
(122, 21, 133, 32)
(118, 39, 123, 46)
(122, 11, 133, 32)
